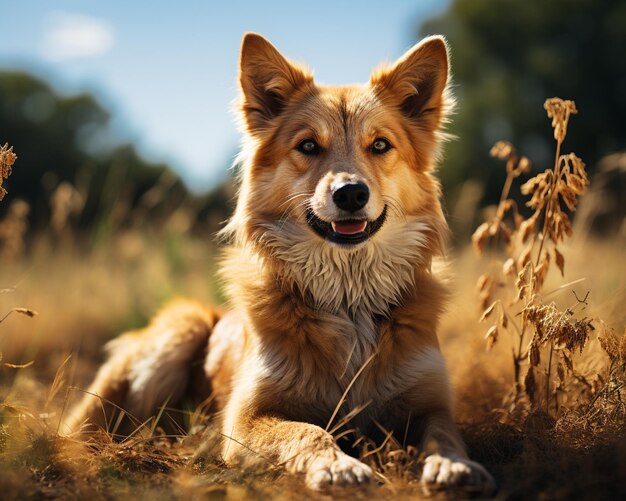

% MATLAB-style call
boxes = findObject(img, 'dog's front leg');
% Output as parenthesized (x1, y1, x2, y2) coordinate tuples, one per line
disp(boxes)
(419, 409, 495, 495)
(222, 413, 373, 490)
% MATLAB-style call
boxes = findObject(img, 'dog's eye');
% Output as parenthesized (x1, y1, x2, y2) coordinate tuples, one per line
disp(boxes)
(297, 139, 321, 156)
(371, 138, 392, 154)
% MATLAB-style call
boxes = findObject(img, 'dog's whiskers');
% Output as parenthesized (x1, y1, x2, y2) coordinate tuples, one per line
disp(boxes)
(276, 197, 312, 232)
(278, 192, 313, 210)
(382, 196, 406, 221)
(274, 192, 313, 232)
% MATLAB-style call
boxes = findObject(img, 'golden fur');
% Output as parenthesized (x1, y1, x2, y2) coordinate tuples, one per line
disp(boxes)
(65, 33, 495, 493)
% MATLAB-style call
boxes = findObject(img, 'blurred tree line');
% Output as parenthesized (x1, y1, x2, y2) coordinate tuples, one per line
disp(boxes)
(0, 71, 234, 238)
(1, 0, 623, 241)
(419, 0, 626, 232)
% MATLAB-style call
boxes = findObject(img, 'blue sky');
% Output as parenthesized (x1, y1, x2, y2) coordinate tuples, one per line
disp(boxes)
(0, 0, 449, 192)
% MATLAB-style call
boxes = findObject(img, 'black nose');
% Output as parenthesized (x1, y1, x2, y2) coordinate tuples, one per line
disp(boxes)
(332, 182, 370, 212)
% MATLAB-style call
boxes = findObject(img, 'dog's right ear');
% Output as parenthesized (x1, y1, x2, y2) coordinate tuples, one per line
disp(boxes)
(239, 33, 313, 134)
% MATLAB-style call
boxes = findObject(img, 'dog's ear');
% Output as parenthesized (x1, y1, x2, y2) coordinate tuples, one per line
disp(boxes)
(239, 33, 313, 133)
(370, 36, 450, 123)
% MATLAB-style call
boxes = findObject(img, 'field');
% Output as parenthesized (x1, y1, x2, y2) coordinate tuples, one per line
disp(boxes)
(1, 109, 625, 500)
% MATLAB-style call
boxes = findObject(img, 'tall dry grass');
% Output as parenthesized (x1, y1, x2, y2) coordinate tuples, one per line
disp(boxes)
(0, 145, 36, 371)
(1, 101, 625, 499)
(469, 98, 625, 433)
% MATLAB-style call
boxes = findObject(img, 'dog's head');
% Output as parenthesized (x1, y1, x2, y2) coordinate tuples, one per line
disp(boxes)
(224, 33, 452, 311)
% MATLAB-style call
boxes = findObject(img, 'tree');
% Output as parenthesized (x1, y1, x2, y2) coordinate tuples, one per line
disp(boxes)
(0, 72, 193, 231)
(419, 0, 626, 212)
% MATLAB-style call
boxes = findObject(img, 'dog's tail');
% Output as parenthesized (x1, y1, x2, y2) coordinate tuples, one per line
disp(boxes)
(62, 299, 219, 436)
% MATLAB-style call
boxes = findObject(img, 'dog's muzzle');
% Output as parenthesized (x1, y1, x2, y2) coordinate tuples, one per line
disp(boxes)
(305, 205, 387, 246)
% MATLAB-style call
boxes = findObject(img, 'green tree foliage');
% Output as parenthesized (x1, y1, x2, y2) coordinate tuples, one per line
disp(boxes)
(419, 0, 626, 209)
(0, 71, 219, 232)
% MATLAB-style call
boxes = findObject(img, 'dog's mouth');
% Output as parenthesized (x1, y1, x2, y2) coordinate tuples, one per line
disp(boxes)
(305, 206, 387, 245)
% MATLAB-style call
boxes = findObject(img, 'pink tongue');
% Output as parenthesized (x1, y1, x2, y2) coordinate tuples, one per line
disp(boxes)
(332, 220, 367, 235)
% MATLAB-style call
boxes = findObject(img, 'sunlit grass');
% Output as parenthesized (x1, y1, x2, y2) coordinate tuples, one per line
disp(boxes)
(1, 102, 625, 499)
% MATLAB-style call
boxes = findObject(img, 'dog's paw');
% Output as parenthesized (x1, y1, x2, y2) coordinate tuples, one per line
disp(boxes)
(305, 453, 373, 491)
(421, 454, 496, 495)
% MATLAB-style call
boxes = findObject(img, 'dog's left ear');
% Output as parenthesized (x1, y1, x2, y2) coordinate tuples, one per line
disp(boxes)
(239, 33, 313, 134)
(370, 36, 450, 122)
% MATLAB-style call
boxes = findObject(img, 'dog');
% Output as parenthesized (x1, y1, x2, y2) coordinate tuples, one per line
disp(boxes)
(65, 33, 495, 494)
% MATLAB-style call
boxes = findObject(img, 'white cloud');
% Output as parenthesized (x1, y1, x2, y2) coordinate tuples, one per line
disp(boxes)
(42, 12, 115, 62)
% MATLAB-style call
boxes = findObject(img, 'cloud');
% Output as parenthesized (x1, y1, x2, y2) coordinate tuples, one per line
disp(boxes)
(42, 12, 115, 62)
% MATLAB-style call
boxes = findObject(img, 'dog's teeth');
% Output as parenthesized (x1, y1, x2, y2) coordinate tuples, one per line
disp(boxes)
(332, 220, 367, 235)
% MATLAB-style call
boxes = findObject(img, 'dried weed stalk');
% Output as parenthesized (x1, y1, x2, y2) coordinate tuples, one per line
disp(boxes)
(0, 305, 37, 370)
(585, 324, 626, 427)
(0, 143, 17, 201)
(471, 98, 615, 420)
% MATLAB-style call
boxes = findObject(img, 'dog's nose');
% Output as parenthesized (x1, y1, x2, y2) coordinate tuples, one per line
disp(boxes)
(332, 182, 370, 212)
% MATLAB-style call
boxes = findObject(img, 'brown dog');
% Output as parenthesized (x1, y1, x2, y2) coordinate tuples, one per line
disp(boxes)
(65, 33, 495, 494)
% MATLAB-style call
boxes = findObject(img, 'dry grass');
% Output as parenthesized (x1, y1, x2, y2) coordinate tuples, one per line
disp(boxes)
(1, 103, 625, 499)
(470, 99, 625, 432)
(438, 239, 625, 499)
(0, 143, 17, 202)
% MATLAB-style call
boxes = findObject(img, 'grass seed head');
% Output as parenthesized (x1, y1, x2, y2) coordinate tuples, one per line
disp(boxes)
(0, 143, 17, 201)
(490, 141, 515, 160)
(472, 222, 490, 254)
(598, 325, 626, 367)
(524, 303, 591, 353)
(554, 247, 565, 276)
(485, 324, 498, 351)
(544, 98, 577, 143)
